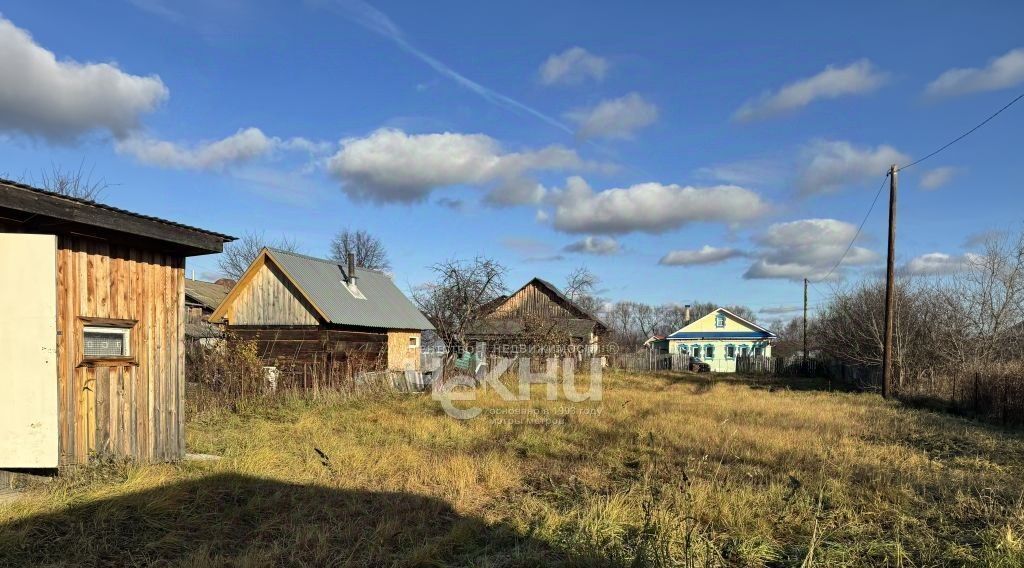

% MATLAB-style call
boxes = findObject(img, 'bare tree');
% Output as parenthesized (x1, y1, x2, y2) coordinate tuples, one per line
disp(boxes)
(631, 302, 659, 339)
(606, 301, 642, 349)
(655, 304, 689, 335)
(563, 266, 604, 316)
(813, 276, 946, 387)
(37, 162, 109, 201)
(933, 231, 1024, 369)
(768, 317, 803, 358)
(218, 231, 300, 280)
(412, 257, 507, 356)
(329, 229, 391, 272)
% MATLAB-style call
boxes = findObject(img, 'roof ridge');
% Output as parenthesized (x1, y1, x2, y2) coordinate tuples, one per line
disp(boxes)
(266, 247, 390, 275)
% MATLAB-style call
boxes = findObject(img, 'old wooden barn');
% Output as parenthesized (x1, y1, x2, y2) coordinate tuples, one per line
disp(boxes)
(467, 277, 608, 355)
(0, 179, 233, 470)
(210, 248, 434, 376)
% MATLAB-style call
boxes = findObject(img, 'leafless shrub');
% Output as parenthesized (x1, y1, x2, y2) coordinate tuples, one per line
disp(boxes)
(185, 337, 266, 414)
(36, 162, 110, 201)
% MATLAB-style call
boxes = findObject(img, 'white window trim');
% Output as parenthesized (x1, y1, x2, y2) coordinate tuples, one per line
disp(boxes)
(83, 325, 131, 358)
(408, 336, 419, 349)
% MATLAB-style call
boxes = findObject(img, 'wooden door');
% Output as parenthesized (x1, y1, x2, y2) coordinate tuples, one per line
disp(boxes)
(0, 234, 58, 467)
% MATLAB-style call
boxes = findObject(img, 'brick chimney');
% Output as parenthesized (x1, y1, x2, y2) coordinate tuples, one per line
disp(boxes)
(684, 304, 691, 323)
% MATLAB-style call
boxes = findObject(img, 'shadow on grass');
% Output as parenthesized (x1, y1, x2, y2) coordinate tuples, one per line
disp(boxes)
(0, 473, 566, 567)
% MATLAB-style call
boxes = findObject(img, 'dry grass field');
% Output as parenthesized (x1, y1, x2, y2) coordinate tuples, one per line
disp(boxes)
(2, 371, 1023, 567)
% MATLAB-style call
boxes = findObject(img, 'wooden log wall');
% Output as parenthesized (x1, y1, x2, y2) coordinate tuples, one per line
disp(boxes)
(56, 235, 185, 464)
(227, 327, 387, 372)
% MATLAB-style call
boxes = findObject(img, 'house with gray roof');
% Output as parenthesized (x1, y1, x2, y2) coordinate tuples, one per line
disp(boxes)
(210, 248, 433, 372)
(184, 278, 232, 340)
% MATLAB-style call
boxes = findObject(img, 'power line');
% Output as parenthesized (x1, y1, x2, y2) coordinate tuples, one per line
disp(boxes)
(811, 172, 890, 284)
(808, 91, 1024, 287)
(808, 280, 831, 297)
(900, 91, 1024, 171)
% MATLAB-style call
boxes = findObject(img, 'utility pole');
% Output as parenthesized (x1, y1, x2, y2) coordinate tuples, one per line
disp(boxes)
(881, 164, 898, 399)
(802, 278, 808, 372)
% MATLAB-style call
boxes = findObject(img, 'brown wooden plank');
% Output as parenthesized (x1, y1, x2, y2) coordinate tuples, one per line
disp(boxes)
(94, 367, 110, 455)
(176, 261, 186, 459)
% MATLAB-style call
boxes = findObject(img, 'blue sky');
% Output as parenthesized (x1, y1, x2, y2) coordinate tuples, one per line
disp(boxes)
(2, 1, 1023, 319)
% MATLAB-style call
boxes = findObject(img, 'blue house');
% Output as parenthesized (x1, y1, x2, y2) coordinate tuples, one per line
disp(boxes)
(666, 308, 776, 373)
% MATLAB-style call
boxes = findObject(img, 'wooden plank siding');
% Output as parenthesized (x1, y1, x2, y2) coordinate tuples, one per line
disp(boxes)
(223, 261, 318, 325)
(56, 235, 186, 465)
(491, 282, 577, 320)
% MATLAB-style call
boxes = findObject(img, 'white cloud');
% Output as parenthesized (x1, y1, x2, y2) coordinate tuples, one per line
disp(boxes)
(659, 245, 744, 266)
(920, 166, 959, 190)
(539, 47, 608, 86)
(0, 15, 168, 141)
(798, 140, 908, 195)
(548, 176, 769, 235)
(565, 93, 658, 140)
(326, 128, 597, 204)
(115, 128, 327, 171)
(926, 48, 1024, 97)
(744, 218, 878, 281)
(734, 60, 887, 122)
(564, 236, 621, 255)
(904, 252, 979, 276)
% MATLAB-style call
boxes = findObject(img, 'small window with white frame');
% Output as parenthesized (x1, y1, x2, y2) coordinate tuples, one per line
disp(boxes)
(83, 325, 131, 359)
(715, 313, 726, 328)
(408, 336, 419, 349)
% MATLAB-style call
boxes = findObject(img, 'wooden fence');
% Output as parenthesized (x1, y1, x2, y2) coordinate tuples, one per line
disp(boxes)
(897, 368, 1024, 426)
(736, 355, 1023, 427)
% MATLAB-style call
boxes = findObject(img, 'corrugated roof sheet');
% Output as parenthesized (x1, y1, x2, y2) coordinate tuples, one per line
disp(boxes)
(267, 249, 434, 331)
(184, 279, 231, 310)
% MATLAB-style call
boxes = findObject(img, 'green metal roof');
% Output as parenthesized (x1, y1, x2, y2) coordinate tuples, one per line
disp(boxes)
(266, 248, 434, 331)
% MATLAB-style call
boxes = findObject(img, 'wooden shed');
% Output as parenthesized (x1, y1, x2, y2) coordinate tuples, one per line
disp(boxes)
(466, 277, 608, 356)
(210, 248, 434, 375)
(0, 179, 233, 470)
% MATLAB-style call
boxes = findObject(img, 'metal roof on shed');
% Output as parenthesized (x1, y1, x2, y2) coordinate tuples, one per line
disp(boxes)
(266, 249, 434, 331)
